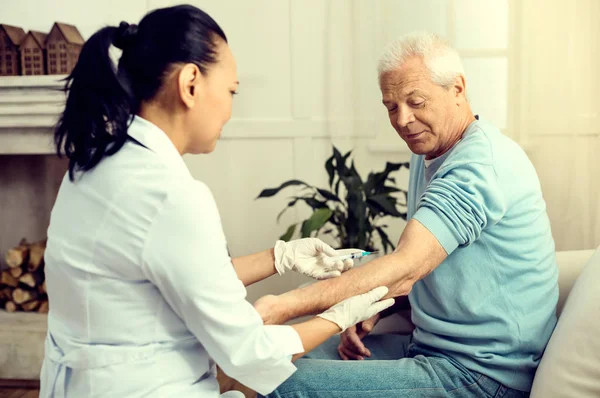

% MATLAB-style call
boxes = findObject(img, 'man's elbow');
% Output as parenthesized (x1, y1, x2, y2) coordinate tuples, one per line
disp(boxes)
(388, 274, 418, 297)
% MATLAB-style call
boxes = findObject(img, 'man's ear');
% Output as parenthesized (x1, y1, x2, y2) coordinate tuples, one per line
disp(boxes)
(452, 75, 467, 105)
(178, 63, 202, 109)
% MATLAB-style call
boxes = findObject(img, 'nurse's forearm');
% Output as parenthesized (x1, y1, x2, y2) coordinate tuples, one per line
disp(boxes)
(231, 249, 277, 286)
(290, 317, 341, 361)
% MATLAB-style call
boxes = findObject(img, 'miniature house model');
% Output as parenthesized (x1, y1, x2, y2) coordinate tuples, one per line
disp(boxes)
(0, 24, 26, 76)
(46, 22, 84, 75)
(19, 31, 48, 75)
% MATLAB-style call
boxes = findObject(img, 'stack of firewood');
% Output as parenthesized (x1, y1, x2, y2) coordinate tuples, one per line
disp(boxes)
(0, 239, 48, 313)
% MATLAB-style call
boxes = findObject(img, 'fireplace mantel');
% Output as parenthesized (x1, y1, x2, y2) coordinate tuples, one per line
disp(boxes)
(0, 75, 67, 155)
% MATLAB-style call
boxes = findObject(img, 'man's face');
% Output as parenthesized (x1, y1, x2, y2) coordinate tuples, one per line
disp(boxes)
(379, 56, 462, 159)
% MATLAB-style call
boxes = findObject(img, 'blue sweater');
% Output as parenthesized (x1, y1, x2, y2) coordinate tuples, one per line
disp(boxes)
(408, 117, 558, 392)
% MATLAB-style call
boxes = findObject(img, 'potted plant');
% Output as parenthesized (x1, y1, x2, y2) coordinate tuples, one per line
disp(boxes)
(256, 146, 409, 253)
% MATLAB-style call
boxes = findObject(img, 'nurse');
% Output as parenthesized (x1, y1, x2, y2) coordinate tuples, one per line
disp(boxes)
(39, 4, 393, 398)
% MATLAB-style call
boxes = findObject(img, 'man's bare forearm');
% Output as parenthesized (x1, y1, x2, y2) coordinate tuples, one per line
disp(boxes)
(231, 248, 276, 286)
(271, 219, 446, 323)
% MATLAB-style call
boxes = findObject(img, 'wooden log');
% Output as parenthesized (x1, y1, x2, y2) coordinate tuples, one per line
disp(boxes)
(19, 272, 44, 289)
(21, 300, 40, 312)
(9, 266, 24, 278)
(12, 288, 38, 305)
(0, 287, 13, 301)
(0, 271, 19, 288)
(38, 300, 49, 313)
(27, 240, 46, 272)
(5, 244, 29, 269)
(0, 287, 11, 308)
(5, 301, 18, 312)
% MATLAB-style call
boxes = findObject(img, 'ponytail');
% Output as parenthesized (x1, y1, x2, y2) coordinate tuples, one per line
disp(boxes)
(54, 24, 136, 181)
(54, 6, 227, 181)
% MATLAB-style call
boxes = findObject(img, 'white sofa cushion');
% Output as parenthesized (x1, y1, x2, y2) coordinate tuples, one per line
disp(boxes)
(554, 249, 595, 316)
(531, 246, 600, 398)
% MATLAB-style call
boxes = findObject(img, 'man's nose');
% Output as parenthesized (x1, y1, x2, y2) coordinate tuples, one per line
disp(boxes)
(396, 107, 414, 128)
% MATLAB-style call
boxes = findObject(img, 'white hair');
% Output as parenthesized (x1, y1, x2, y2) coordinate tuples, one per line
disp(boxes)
(377, 31, 465, 88)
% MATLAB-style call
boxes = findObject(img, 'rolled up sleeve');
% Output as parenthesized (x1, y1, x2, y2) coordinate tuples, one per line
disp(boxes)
(414, 162, 507, 255)
(140, 180, 303, 395)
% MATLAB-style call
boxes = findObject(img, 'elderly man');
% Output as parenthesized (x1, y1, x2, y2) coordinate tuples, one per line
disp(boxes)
(258, 31, 557, 397)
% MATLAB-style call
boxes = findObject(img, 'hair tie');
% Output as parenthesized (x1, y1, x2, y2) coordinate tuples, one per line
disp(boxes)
(114, 21, 138, 50)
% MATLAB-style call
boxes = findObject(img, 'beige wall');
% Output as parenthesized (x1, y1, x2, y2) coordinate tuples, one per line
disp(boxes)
(1, 0, 598, 301)
(517, 0, 600, 250)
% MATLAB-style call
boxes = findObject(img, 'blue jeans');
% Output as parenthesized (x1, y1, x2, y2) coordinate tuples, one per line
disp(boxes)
(263, 334, 530, 397)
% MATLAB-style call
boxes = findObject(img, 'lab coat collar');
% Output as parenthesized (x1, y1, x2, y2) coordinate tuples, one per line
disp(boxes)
(127, 115, 191, 177)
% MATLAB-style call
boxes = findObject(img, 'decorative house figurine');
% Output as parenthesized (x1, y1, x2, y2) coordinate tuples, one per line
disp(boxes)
(0, 24, 26, 76)
(19, 31, 48, 75)
(46, 22, 84, 75)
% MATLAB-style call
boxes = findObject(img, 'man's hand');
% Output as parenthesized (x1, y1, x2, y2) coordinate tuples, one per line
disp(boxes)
(274, 238, 358, 280)
(338, 313, 381, 360)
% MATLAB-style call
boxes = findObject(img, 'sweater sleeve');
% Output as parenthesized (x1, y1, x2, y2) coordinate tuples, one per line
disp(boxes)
(413, 161, 507, 255)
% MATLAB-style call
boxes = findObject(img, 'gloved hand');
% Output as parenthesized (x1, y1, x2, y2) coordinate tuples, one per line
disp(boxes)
(274, 238, 361, 280)
(317, 286, 394, 332)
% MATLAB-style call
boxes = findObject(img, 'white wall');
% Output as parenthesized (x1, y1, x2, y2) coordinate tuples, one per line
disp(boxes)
(2, 0, 598, 301)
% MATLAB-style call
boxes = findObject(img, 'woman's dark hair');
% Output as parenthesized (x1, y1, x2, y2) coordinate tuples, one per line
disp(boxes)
(54, 5, 227, 181)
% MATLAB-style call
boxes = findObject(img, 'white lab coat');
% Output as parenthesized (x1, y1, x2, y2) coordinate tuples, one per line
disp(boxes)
(39, 116, 304, 397)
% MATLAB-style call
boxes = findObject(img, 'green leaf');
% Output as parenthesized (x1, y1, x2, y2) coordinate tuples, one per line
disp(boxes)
(381, 185, 402, 193)
(280, 224, 297, 241)
(301, 208, 333, 237)
(349, 160, 362, 181)
(316, 188, 341, 202)
(367, 195, 403, 217)
(364, 162, 408, 196)
(375, 226, 395, 253)
(276, 206, 290, 223)
(325, 155, 335, 188)
(343, 150, 353, 162)
(332, 146, 349, 179)
(256, 180, 309, 198)
(303, 196, 328, 209)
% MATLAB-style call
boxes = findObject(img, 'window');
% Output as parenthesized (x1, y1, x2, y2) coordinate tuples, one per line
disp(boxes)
(24, 48, 31, 53)
(59, 43, 66, 49)
(49, 44, 55, 49)
(5, 55, 10, 61)
(25, 56, 31, 62)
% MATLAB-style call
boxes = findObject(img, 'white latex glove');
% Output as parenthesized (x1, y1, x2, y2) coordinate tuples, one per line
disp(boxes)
(274, 239, 359, 280)
(317, 286, 395, 332)
(333, 248, 364, 272)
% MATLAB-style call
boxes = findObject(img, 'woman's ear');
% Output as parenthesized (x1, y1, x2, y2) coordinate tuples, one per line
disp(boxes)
(178, 63, 202, 109)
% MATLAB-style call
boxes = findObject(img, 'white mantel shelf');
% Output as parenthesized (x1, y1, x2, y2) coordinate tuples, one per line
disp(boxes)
(0, 75, 67, 155)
